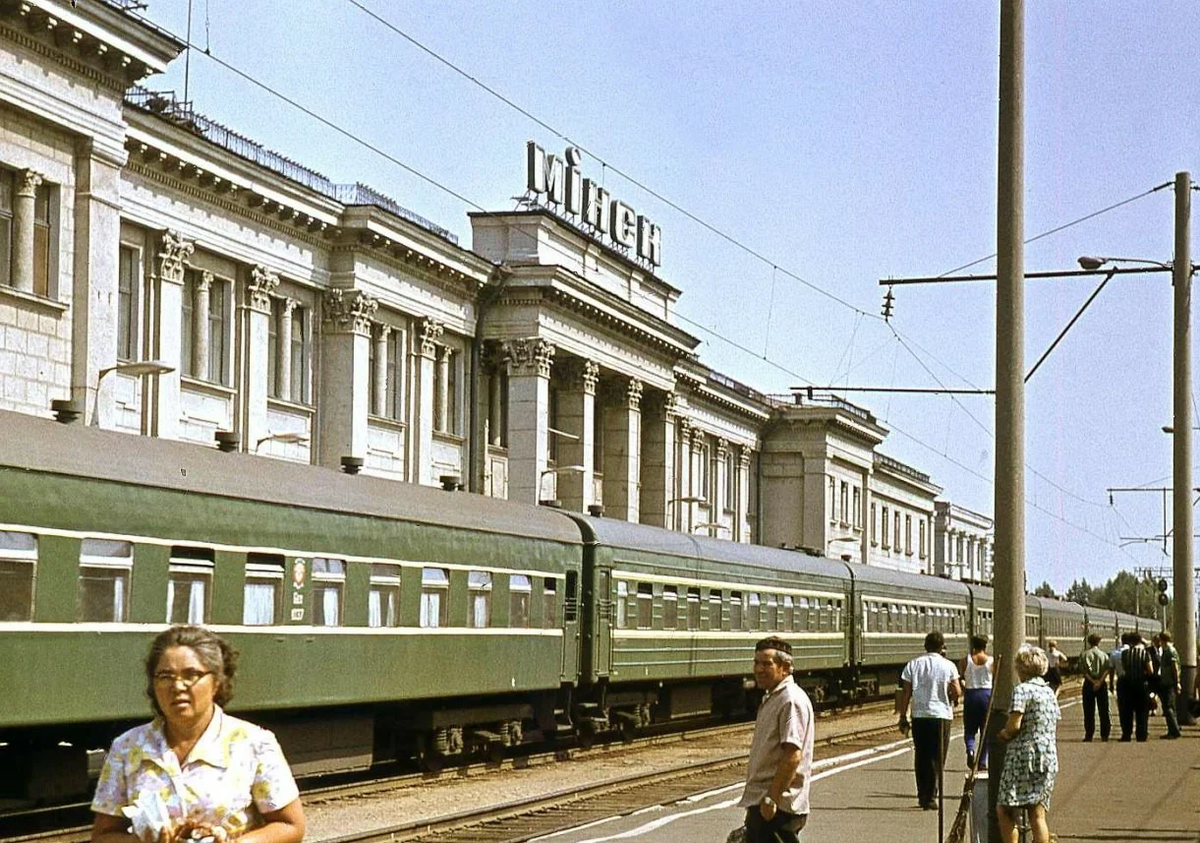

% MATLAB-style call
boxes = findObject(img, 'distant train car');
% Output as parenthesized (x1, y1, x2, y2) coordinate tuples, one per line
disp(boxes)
(1024, 595, 1043, 647)
(966, 583, 996, 643)
(1084, 605, 1119, 653)
(1039, 598, 1087, 665)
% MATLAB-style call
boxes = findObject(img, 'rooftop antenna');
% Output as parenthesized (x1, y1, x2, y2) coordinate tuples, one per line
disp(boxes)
(183, 0, 193, 103)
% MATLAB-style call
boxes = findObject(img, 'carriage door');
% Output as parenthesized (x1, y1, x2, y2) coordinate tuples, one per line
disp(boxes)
(595, 569, 613, 678)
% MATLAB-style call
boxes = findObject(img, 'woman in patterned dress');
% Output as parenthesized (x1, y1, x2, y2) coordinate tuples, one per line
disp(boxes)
(91, 626, 305, 843)
(996, 644, 1061, 843)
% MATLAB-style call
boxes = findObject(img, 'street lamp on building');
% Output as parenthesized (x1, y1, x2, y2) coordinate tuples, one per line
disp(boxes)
(89, 360, 175, 427)
(255, 431, 309, 452)
(692, 521, 730, 537)
(539, 464, 585, 506)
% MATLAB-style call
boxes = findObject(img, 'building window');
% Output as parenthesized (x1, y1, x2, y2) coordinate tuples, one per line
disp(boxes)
(434, 345, 459, 434)
(894, 511, 902, 552)
(0, 171, 55, 296)
(839, 481, 849, 524)
(268, 299, 310, 403)
(919, 520, 928, 559)
(368, 564, 401, 627)
(167, 546, 213, 624)
(724, 451, 736, 511)
(697, 440, 711, 501)
(468, 570, 492, 628)
(78, 539, 133, 622)
(312, 557, 345, 626)
(385, 329, 403, 418)
(870, 503, 877, 545)
(118, 246, 140, 361)
(905, 514, 913, 555)
(32, 180, 52, 297)
(0, 530, 37, 622)
(852, 487, 861, 529)
(828, 476, 836, 521)
(0, 171, 11, 287)
(881, 506, 890, 549)
(420, 567, 450, 628)
(243, 555, 283, 625)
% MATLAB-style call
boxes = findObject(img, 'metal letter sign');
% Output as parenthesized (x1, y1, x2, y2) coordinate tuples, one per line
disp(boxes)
(525, 141, 662, 267)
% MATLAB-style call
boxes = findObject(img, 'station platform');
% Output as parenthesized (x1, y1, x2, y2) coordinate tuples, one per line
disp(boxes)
(536, 698, 1200, 843)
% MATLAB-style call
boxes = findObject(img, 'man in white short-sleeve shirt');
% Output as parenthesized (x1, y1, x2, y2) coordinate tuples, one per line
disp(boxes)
(897, 630, 961, 810)
(738, 636, 814, 843)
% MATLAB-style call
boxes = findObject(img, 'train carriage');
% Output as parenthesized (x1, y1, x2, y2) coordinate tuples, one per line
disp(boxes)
(1024, 595, 1044, 647)
(965, 583, 995, 642)
(1083, 605, 1119, 654)
(852, 566, 971, 695)
(0, 412, 583, 793)
(569, 515, 853, 728)
(1038, 598, 1087, 665)
(1116, 611, 1141, 641)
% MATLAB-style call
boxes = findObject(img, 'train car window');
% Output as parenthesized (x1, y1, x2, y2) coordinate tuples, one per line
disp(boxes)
(662, 585, 678, 630)
(822, 599, 834, 632)
(729, 591, 744, 629)
(748, 593, 761, 631)
(368, 564, 401, 627)
(0, 531, 37, 622)
(167, 547, 214, 624)
(312, 558, 346, 627)
(564, 571, 578, 622)
(782, 595, 794, 632)
(543, 577, 558, 628)
(78, 539, 133, 622)
(765, 594, 778, 630)
(419, 567, 450, 628)
(615, 581, 629, 628)
(834, 599, 843, 631)
(508, 578, 532, 629)
(636, 582, 653, 629)
(244, 555, 284, 625)
(799, 596, 810, 632)
(708, 589, 723, 630)
(686, 587, 701, 630)
(868, 601, 878, 633)
(467, 570, 493, 628)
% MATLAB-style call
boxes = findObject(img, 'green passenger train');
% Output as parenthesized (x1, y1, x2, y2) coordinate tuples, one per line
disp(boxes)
(0, 410, 1160, 801)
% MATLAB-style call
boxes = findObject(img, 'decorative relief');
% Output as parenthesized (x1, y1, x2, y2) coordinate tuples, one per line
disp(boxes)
(17, 169, 43, 197)
(158, 230, 195, 285)
(417, 318, 445, 358)
(248, 265, 280, 311)
(323, 288, 378, 334)
(506, 338, 556, 379)
(482, 339, 511, 372)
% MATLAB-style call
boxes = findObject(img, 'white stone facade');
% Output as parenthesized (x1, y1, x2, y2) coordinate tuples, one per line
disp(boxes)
(934, 501, 994, 583)
(0, 0, 989, 560)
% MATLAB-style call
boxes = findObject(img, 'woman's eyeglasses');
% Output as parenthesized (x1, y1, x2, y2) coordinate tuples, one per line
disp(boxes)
(153, 670, 212, 688)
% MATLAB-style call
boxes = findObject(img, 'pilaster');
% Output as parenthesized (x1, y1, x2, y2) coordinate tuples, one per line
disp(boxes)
(318, 289, 376, 470)
(505, 338, 555, 504)
(150, 229, 192, 440)
(411, 318, 443, 486)
(602, 377, 642, 522)
(558, 359, 599, 512)
(240, 265, 278, 453)
(639, 390, 678, 529)
(738, 450, 752, 543)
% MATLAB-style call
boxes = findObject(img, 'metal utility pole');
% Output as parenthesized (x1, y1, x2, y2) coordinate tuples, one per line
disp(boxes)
(987, 2, 1024, 841)
(1172, 171, 1196, 724)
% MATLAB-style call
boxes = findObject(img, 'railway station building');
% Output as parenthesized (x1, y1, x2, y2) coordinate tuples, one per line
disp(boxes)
(0, 0, 991, 580)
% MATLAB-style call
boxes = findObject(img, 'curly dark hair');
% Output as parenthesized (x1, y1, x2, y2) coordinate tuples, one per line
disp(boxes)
(144, 625, 239, 716)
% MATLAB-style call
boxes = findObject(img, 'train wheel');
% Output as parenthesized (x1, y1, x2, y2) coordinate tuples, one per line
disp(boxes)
(577, 721, 596, 750)
(620, 717, 636, 743)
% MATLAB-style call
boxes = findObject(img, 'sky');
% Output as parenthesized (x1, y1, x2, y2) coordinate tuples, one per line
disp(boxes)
(126, 0, 1200, 595)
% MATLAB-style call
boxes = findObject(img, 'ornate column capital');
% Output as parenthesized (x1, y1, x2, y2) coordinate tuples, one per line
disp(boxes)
(281, 297, 299, 318)
(375, 322, 392, 341)
(323, 288, 378, 334)
(716, 438, 730, 459)
(482, 339, 511, 372)
(17, 169, 43, 197)
(563, 359, 600, 394)
(197, 270, 214, 292)
(158, 230, 194, 285)
(739, 449, 752, 469)
(616, 378, 643, 411)
(690, 426, 706, 450)
(248, 265, 280, 312)
(506, 338, 556, 378)
(417, 318, 445, 358)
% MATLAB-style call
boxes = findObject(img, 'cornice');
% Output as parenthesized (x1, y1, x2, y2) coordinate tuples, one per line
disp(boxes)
(330, 232, 487, 298)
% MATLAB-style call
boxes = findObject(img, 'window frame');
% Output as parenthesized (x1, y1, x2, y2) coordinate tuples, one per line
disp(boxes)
(78, 538, 134, 623)
(312, 557, 346, 627)
(0, 531, 37, 622)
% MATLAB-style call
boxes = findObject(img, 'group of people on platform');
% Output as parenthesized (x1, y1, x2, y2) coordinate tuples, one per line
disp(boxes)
(1080, 629, 1183, 742)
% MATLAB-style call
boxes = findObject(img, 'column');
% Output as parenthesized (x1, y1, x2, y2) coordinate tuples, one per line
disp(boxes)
(639, 390, 677, 529)
(677, 419, 694, 533)
(277, 297, 297, 402)
(193, 271, 212, 381)
(409, 319, 443, 485)
(488, 363, 503, 446)
(71, 148, 121, 428)
(11, 169, 41, 293)
(151, 230, 193, 439)
(372, 324, 390, 417)
(738, 450, 753, 544)
(240, 265, 277, 452)
(558, 359, 598, 512)
(318, 289, 376, 470)
(603, 377, 642, 521)
(714, 439, 730, 520)
(505, 338, 555, 504)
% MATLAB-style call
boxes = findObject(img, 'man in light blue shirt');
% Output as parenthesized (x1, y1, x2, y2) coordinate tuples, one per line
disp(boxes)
(897, 630, 962, 810)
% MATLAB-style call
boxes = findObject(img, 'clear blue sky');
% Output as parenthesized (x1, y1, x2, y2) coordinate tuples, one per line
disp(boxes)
(133, 0, 1200, 595)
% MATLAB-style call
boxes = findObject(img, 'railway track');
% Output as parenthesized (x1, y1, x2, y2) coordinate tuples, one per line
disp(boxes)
(0, 701, 894, 843)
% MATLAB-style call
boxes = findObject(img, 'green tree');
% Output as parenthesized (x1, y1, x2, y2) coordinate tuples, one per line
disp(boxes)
(1065, 578, 1094, 605)
(1033, 581, 1057, 598)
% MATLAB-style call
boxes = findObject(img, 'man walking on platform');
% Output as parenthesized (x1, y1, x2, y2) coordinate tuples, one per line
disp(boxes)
(738, 636, 814, 843)
(1120, 634, 1154, 741)
(1080, 633, 1110, 742)
(897, 631, 961, 810)
(1158, 631, 1183, 739)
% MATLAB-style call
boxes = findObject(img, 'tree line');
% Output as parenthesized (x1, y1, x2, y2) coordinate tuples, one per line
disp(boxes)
(1033, 570, 1169, 617)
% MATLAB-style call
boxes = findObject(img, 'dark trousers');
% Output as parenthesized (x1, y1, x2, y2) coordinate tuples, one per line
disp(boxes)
(963, 688, 991, 766)
(1161, 682, 1181, 736)
(911, 717, 950, 806)
(1118, 678, 1149, 740)
(1082, 680, 1110, 740)
(744, 807, 806, 843)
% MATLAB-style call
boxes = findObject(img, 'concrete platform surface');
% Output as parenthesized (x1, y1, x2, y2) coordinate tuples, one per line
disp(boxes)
(532, 698, 1200, 843)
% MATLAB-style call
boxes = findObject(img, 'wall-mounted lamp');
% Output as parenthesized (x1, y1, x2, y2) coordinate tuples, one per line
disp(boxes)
(92, 360, 175, 427)
(255, 431, 309, 452)
(539, 464, 585, 505)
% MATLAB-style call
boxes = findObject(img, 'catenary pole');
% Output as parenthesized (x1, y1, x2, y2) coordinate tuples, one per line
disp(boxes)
(987, 2, 1024, 841)
(1172, 171, 1196, 725)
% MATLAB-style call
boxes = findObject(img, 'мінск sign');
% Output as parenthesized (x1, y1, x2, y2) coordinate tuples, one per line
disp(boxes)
(525, 141, 662, 268)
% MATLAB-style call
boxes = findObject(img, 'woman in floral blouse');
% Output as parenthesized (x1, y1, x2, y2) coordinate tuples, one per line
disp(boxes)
(91, 626, 305, 843)
(996, 644, 1060, 843)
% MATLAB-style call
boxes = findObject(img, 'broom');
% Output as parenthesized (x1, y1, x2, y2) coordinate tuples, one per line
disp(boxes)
(944, 655, 1000, 843)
